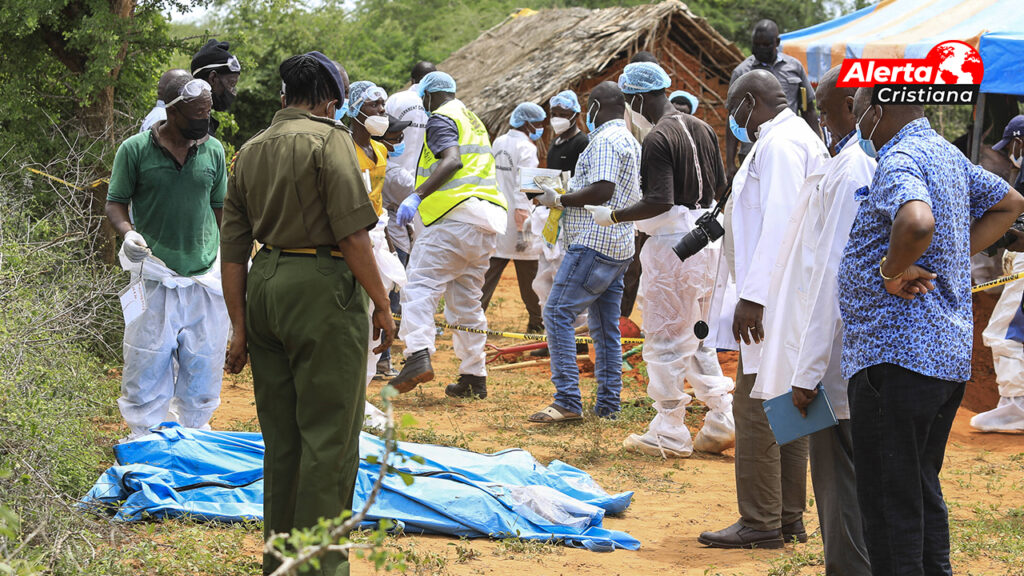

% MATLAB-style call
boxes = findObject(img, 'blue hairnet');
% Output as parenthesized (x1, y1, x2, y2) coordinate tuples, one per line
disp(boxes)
(618, 62, 671, 94)
(417, 72, 457, 98)
(510, 102, 546, 128)
(669, 90, 699, 114)
(549, 90, 581, 113)
(347, 81, 387, 118)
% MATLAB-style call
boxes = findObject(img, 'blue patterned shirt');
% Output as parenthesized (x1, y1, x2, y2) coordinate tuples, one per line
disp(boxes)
(563, 120, 641, 260)
(838, 118, 1009, 381)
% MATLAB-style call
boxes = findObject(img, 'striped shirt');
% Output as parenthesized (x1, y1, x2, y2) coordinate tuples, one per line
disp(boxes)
(563, 120, 642, 260)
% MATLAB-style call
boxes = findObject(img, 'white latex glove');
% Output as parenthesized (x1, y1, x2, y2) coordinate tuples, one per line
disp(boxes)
(585, 205, 614, 227)
(535, 184, 561, 209)
(123, 230, 151, 263)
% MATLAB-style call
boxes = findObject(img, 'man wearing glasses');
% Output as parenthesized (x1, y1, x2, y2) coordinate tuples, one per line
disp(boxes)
(191, 38, 242, 136)
(106, 74, 230, 441)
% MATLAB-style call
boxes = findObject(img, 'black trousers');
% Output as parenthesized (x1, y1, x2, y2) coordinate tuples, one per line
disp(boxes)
(848, 363, 964, 576)
(479, 257, 542, 331)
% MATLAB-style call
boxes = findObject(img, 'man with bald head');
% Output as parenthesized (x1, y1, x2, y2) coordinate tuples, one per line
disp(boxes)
(107, 72, 229, 440)
(140, 69, 191, 133)
(699, 68, 829, 549)
(840, 86, 1024, 574)
(725, 19, 818, 182)
(754, 65, 873, 574)
(530, 81, 641, 423)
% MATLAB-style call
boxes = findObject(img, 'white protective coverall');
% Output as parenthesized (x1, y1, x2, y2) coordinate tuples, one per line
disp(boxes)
(118, 249, 229, 438)
(627, 206, 735, 456)
(364, 215, 408, 429)
(384, 86, 429, 254)
(974, 250, 1024, 431)
(754, 141, 876, 415)
(399, 198, 505, 377)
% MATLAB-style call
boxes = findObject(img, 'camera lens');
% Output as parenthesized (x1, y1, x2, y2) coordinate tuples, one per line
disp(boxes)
(693, 320, 709, 339)
(672, 227, 710, 262)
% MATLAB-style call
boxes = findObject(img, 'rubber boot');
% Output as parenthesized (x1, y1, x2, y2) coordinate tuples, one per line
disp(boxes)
(389, 349, 433, 393)
(445, 374, 487, 399)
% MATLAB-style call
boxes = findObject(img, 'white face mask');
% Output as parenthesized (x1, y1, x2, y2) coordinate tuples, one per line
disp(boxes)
(363, 115, 389, 137)
(550, 116, 573, 135)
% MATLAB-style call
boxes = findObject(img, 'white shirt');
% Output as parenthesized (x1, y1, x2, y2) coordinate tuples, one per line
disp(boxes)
(140, 101, 166, 133)
(717, 108, 829, 374)
(491, 130, 541, 260)
(753, 141, 876, 418)
(382, 163, 418, 254)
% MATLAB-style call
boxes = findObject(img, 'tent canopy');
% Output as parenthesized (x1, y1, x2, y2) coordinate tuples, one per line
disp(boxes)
(780, 0, 1024, 95)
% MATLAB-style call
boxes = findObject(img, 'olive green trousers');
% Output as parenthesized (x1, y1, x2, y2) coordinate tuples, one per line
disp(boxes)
(247, 247, 368, 576)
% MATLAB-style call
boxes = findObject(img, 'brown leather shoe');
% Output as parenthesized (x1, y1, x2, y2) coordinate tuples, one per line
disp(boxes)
(445, 374, 487, 399)
(698, 521, 784, 549)
(389, 349, 433, 393)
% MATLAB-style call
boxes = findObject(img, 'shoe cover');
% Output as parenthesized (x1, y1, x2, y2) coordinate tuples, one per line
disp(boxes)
(970, 396, 1024, 432)
(623, 432, 692, 458)
(694, 409, 735, 453)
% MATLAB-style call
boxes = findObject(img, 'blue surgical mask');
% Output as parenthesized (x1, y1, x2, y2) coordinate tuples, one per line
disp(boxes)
(334, 100, 349, 122)
(585, 101, 600, 133)
(529, 127, 543, 141)
(388, 141, 406, 158)
(856, 106, 881, 159)
(729, 95, 753, 144)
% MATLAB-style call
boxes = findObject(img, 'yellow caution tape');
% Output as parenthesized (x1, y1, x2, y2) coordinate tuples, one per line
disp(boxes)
(25, 167, 108, 191)
(393, 315, 644, 344)
(972, 271, 1024, 293)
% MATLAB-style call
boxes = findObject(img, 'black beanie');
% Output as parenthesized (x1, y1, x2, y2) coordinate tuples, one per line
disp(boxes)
(191, 39, 234, 77)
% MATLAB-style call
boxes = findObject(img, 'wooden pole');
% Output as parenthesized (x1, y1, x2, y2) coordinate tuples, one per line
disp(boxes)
(971, 93, 986, 164)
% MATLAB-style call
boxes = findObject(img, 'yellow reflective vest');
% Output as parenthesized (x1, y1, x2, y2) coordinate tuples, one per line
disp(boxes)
(416, 99, 506, 225)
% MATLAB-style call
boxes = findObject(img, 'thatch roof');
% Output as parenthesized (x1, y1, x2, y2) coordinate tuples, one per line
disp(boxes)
(438, 0, 744, 134)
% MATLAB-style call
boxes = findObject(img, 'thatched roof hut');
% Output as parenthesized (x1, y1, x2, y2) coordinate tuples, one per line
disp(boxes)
(436, 0, 744, 161)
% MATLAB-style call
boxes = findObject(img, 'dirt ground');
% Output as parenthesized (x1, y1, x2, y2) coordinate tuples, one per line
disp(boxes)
(209, 267, 1024, 576)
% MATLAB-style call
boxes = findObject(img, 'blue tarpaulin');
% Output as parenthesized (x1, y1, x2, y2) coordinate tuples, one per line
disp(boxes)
(82, 424, 639, 551)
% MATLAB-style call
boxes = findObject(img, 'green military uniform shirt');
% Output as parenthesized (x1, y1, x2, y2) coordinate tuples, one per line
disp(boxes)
(221, 107, 378, 264)
(107, 124, 226, 277)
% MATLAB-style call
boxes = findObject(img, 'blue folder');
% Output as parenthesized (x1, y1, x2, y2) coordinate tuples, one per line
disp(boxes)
(762, 384, 838, 446)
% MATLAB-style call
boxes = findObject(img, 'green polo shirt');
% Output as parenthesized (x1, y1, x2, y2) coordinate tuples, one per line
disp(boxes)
(107, 123, 227, 277)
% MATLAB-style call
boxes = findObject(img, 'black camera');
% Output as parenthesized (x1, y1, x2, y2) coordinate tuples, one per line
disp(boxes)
(983, 215, 1024, 257)
(672, 211, 726, 262)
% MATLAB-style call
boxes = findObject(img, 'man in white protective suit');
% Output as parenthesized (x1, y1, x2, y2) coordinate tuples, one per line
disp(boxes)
(974, 244, 1024, 431)
(593, 62, 736, 457)
(106, 73, 229, 441)
(390, 71, 508, 400)
(754, 66, 873, 574)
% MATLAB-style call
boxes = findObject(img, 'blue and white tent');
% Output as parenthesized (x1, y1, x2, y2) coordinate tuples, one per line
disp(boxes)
(780, 0, 1024, 96)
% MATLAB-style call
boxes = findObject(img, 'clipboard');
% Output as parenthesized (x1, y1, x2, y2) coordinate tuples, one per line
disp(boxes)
(762, 384, 838, 446)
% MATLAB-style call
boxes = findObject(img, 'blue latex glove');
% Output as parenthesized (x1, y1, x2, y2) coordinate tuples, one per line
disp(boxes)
(396, 193, 422, 227)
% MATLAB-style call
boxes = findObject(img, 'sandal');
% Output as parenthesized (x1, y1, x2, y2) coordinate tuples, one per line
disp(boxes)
(528, 404, 583, 423)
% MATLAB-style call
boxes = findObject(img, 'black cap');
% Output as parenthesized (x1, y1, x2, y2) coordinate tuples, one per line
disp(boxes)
(386, 114, 412, 133)
(191, 39, 236, 76)
(304, 51, 346, 103)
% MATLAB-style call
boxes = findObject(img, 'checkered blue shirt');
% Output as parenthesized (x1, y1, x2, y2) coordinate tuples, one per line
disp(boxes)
(562, 120, 642, 260)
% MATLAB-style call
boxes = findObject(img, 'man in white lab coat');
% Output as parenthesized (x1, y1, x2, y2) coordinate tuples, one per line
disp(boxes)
(754, 66, 873, 574)
(480, 102, 545, 334)
(699, 69, 829, 549)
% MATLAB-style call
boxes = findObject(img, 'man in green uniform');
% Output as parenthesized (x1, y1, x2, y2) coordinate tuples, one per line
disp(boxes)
(220, 51, 395, 576)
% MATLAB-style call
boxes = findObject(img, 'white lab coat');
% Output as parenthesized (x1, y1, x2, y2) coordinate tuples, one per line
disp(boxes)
(711, 108, 829, 374)
(491, 130, 541, 260)
(753, 142, 876, 419)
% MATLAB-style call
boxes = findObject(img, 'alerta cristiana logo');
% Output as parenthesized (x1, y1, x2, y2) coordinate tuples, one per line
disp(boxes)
(836, 40, 984, 105)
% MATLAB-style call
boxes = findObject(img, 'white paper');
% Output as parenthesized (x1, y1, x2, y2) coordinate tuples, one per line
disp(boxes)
(119, 280, 147, 326)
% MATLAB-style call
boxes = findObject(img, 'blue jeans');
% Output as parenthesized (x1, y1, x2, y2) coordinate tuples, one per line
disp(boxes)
(849, 363, 963, 576)
(544, 244, 631, 417)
